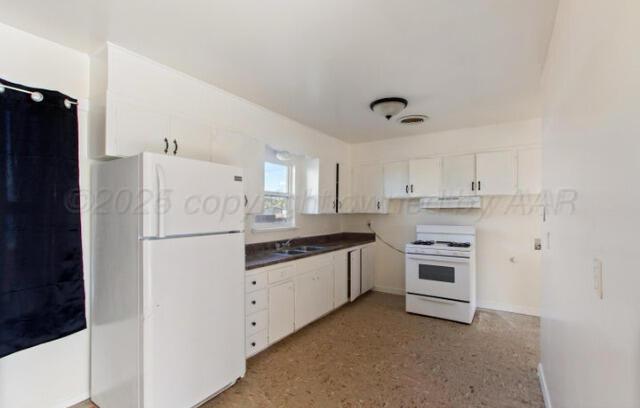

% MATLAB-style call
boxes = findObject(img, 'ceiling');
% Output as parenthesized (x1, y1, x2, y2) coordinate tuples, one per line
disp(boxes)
(0, 0, 558, 143)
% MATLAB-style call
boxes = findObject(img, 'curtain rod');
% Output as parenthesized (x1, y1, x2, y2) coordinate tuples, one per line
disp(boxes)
(0, 83, 78, 108)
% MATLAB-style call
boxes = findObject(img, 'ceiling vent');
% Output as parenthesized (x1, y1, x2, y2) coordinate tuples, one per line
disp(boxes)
(398, 114, 429, 125)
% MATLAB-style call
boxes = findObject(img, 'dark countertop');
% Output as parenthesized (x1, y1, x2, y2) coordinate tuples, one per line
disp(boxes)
(245, 232, 375, 271)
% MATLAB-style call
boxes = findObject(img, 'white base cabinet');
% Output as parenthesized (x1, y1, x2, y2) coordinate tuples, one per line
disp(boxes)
(333, 250, 349, 307)
(268, 281, 294, 344)
(244, 243, 375, 358)
(294, 265, 332, 330)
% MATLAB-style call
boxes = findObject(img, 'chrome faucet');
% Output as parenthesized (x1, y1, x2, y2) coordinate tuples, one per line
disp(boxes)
(277, 236, 300, 249)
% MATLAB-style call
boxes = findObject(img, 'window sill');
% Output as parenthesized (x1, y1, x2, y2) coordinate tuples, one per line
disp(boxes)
(251, 225, 299, 234)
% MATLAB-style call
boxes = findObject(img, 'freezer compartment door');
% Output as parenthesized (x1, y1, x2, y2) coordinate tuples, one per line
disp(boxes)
(142, 233, 245, 408)
(141, 153, 244, 238)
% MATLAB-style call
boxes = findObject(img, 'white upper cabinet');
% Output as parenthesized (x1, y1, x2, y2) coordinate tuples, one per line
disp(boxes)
(304, 158, 349, 214)
(383, 161, 410, 199)
(337, 162, 351, 213)
(475, 151, 516, 196)
(409, 158, 441, 198)
(90, 45, 213, 160)
(516, 147, 542, 194)
(210, 129, 265, 214)
(441, 154, 476, 197)
(104, 95, 171, 157)
(169, 116, 213, 161)
(352, 163, 387, 213)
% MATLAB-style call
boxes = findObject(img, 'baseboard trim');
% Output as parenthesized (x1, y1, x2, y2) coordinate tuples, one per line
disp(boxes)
(538, 363, 552, 408)
(478, 301, 539, 317)
(372, 286, 404, 296)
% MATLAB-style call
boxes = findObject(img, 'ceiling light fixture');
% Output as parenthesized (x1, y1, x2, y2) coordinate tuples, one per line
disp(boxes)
(369, 97, 408, 120)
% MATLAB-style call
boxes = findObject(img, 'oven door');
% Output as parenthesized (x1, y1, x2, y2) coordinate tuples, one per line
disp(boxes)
(405, 254, 470, 302)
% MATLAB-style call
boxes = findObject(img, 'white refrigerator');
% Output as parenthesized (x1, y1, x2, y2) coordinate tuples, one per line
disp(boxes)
(91, 153, 246, 408)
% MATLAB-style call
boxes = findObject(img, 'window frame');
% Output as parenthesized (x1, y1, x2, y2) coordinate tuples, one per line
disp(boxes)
(253, 160, 296, 232)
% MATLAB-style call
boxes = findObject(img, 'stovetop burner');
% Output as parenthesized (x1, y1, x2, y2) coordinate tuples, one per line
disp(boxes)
(410, 240, 471, 248)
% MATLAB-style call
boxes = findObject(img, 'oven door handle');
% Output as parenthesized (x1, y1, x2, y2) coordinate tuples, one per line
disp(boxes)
(407, 255, 470, 264)
(416, 296, 458, 305)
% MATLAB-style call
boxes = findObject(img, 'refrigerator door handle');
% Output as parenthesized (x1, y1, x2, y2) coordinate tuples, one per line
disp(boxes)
(156, 164, 166, 238)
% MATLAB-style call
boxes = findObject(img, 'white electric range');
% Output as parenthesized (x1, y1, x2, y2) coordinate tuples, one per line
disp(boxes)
(405, 225, 476, 324)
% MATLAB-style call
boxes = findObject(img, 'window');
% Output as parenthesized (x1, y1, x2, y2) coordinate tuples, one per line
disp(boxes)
(254, 161, 295, 230)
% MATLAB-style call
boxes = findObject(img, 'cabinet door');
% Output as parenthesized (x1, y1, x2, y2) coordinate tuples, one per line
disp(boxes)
(108, 96, 171, 157)
(294, 265, 333, 329)
(359, 163, 387, 213)
(211, 129, 265, 214)
(517, 147, 542, 194)
(333, 251, 349, 308)
(321, 161, 338, 214)
(361, 245, 375, 293)
(349, 249, 362, 301)
(441, 154, 476, 196)
(268, 281, 294, 344)
(383, 161, 409, 199)
(169, 116, 212, 161)
(337, 162, 351, 213)
(476, 151, 516, 195)
(409, 158, 441, 197)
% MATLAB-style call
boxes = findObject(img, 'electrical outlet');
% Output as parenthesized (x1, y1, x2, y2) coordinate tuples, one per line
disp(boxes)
(593, 258, 603, 299)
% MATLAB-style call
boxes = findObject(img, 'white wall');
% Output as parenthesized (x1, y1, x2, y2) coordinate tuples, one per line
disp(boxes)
(539, 0, 640, 407)
(0, 23, 92, 408)
(343, 119, 542, 315)
(99, 44, 350, 244)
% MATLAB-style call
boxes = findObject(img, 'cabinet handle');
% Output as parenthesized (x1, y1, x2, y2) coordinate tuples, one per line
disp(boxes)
(163, 138, 169, 154)
(251, 300, 256, 305)
(410, 184, 414, 193)
(332, 200, 336, 209)
(172, 139, 178, 155)
(472, 181, 475, 191)
(478, 181, 481, 191)
(405, 185, 409, 194)
(244, 195, 248, 208)
(377, 201, 381, 210)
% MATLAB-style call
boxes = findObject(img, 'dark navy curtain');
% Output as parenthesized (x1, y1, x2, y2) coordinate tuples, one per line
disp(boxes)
(0, 78, 86, 358)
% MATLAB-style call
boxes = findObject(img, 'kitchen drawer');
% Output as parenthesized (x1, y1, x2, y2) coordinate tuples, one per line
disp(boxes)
(245, 288, 268, 315)
(246, 272, 268, 293)
(246, 330, 268, 357)
(267, 264, 297, 284)
(406, 293, 475, 324)
(246, 309, 268, 336)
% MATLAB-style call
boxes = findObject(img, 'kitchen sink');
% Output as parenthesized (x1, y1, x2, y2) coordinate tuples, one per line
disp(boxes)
(275, 249, 308, 255)
(294, 245, 326, 252)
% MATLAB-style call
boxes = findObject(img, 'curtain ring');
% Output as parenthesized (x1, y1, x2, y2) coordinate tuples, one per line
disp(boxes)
(31, 92, 44, 102)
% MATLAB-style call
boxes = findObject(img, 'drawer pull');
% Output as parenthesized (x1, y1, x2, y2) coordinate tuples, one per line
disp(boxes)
(252, 280, 257, 285)
(251, 321, 256, 326)
(251, 300, 256, 305)
(251, 342, 256, 347)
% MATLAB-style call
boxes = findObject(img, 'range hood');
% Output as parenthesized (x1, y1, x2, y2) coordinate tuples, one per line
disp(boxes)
(419, 196, 481, 209)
